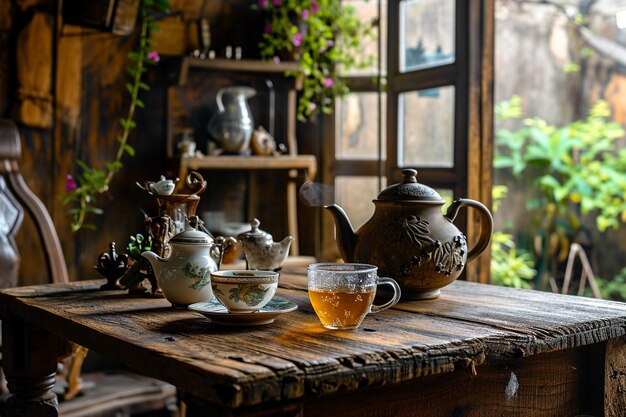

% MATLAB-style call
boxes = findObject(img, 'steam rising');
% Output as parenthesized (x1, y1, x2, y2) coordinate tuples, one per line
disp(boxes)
(299, 181, 335, 207)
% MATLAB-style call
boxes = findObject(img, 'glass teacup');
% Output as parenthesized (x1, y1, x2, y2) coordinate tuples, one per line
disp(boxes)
(307, 263, 401, 330)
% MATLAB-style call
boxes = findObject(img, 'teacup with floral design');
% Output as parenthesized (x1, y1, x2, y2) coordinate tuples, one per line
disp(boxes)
(211, 270, 279, 313)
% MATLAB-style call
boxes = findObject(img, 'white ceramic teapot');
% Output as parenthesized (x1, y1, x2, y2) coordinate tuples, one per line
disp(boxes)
(142, 221, 235, 307)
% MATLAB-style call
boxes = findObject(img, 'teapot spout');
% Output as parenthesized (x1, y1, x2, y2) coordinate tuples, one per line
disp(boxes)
(324, 204, 357, 262)
(279, 235, 294, 247)
(141, 251, 167, 275)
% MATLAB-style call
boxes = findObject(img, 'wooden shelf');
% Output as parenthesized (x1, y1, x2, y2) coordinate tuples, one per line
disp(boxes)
(168, 56, 303, 156)
(177, 154, 317, 257)
(178, 154, 317, 180)
(169, 58, 311, 257)
(178, 57, 302, 86)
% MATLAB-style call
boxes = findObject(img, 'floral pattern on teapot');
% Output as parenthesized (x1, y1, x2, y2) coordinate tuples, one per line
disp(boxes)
(183, 262, 212, 291)
(394, 215, 467, 278)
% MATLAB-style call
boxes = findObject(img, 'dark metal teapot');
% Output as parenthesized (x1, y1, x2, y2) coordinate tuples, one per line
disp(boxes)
(325, 169, 493, 300)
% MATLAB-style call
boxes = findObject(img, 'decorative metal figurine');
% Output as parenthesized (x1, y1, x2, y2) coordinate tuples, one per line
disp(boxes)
(95, 242, 129, 290)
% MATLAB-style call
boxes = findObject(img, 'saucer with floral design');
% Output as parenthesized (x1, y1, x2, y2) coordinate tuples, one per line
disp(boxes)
(188, 298, 298, 326)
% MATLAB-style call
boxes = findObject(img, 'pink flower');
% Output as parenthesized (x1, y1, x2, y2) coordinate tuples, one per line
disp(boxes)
(273, 0, 280, 5)
(324, 78, 334, 88)
(301, 9, 309, 20)
(264, 23, 272, 33)
(147, 51, 160, 62)
(273, 55, 281, 64)
(293, 32, 303, 47)
(309, 102, 317, 112)
(65, 174, 77, 192)
(311, 0, 318, 13)
(258, 0, 267, 7)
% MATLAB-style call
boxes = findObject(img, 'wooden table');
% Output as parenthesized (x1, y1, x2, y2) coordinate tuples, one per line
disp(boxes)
(2, 271, 626, 417)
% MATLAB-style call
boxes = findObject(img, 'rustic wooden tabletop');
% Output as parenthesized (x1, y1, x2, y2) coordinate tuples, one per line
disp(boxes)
(3, 270, 626, 416)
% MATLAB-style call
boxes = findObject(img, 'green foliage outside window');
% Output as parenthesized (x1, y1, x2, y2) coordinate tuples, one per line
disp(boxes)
(492, 95, 626, 289)
(490, 185, 537, 289)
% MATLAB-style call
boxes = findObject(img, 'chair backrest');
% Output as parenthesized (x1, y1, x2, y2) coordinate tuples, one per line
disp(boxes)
(0, 118, 68, 287)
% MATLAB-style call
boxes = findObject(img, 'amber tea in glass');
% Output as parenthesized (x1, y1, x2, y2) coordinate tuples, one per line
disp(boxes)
(307, 263, 401, 330)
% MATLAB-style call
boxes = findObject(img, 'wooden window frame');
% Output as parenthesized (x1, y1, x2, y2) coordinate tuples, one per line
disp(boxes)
(321, 0, 494, 283)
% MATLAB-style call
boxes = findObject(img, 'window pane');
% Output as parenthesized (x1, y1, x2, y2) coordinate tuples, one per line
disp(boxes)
(336, 92, 387, 160)
(400, 0, 455, 72)
(437, 188, 454, 213)
(342, 0, 387, 76)
(399, 86, 455, 167)
(336, 176, 386, 230)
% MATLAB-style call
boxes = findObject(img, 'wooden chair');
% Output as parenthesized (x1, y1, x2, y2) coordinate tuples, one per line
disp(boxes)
(0, 118, 179, 417)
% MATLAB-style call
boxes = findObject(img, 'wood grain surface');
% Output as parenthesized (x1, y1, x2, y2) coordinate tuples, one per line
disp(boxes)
(2, 274, 626, 415)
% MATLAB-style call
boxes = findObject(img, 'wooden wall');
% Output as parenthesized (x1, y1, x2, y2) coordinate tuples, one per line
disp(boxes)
(1, 0, 322, 285)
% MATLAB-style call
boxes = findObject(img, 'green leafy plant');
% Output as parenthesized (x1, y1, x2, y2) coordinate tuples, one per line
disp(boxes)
(61, 0, 170, 232)
(494, 96, 626, 284)
(127, 233, 153, 261)
(490, 185, 537, 289)
(594, 268, 626, 301)
(255, 0, 375, 121)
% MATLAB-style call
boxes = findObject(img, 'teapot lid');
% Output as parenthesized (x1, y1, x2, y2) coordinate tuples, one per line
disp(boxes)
(376, 169, 444, 202)
(169, 218, 213, 244)
(237, 218, 272, 242)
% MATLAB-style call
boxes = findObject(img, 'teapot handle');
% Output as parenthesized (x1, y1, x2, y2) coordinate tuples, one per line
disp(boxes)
(215, 89, 225, 113)
(444, 198, 494, 263)
(144, 181, 158, 195)
(210, 236, 238, 268)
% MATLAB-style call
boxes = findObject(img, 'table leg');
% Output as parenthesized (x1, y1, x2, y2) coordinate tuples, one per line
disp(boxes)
(2, 316, 62, 417)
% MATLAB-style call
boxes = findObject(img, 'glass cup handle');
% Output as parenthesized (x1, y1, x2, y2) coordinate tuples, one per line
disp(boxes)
(370, 277, 402, 314)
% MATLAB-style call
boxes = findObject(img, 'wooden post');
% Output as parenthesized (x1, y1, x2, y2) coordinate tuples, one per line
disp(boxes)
(605, 338, 626, 416)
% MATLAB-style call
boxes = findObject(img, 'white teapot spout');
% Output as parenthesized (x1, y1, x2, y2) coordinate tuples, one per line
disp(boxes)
(141, 250, 168, 274)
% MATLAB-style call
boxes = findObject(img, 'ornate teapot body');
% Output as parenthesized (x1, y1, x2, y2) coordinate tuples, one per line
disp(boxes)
(325, 169, 493, 300)
(142, 223, 232, 306)
(208, 86, 256, 154)
(237, 218, 293, 271)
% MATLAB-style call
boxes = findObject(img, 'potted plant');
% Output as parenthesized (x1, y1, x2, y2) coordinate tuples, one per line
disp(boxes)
(255, 0, 375, 121)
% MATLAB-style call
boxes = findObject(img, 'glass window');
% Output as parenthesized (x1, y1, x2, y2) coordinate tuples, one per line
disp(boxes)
(437, 188, 454, 213)
(400, 0, 455, 72)
(398, 86, 455, 167)
(335, 176, 386, 230)
(336, 92, 387, 160)
(342, 0, 387, 76)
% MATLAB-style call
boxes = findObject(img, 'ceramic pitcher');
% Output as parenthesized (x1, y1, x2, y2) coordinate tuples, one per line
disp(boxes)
(208, 86, 256, 154)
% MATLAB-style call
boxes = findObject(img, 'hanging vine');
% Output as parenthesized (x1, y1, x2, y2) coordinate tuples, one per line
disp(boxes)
(62, 0, 170, 232)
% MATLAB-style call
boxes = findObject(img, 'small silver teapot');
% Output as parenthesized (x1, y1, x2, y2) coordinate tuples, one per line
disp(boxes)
(237, 218, 293, 271)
